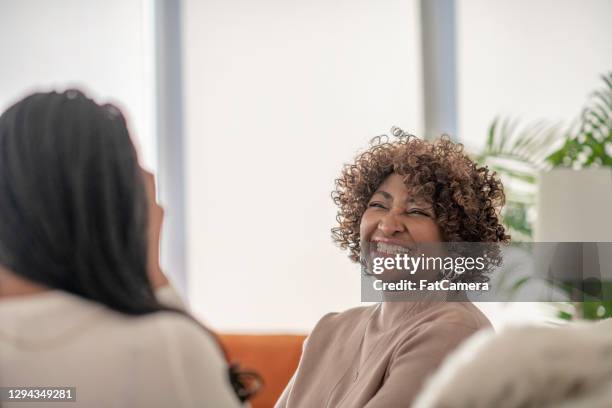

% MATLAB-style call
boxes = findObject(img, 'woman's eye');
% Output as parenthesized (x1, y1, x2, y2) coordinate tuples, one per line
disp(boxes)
(368, 202, 386, 209)
(407, 209, 429, 217)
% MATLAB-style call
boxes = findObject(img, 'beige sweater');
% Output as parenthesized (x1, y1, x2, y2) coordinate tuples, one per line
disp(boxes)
(275, 301, 490, 408)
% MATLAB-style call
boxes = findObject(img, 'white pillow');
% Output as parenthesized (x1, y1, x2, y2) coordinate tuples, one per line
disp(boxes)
(413, 319, 612, 408)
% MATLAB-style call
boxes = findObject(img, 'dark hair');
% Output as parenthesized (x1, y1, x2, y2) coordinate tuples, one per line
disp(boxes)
(0, 90, 259, 401)
(0, 90, 159, 312)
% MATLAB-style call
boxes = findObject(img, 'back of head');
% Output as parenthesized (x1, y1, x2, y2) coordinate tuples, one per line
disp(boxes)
(0, 90, 158, 315)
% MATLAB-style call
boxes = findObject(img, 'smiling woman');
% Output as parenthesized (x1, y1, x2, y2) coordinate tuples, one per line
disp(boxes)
(275, 129, 510, 408)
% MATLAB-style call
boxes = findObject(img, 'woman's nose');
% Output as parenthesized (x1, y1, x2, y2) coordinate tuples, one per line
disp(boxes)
(377, 210, 405, 236)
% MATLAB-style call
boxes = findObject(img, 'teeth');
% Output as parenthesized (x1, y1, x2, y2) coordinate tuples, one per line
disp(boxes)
(375, 242, 411, 255)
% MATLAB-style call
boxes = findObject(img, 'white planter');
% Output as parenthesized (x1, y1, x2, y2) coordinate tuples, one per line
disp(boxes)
(535, 167, 612, 242)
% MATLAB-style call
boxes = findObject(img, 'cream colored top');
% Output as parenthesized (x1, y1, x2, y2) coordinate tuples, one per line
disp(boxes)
(275, 301, 490, 408)
(0, 286, 242, 408)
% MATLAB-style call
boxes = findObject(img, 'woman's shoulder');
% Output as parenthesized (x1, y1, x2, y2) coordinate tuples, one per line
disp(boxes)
(123, 310, 223, 358)
(423, 302, 491, 331)
(110, 311, 242, 406)
(308, 304, 378, 340)
(317, 304, 377, 325)
(0, 293, 241, 407)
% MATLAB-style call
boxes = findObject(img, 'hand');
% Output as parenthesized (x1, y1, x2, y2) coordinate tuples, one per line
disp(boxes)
(141, 168, 170, 289)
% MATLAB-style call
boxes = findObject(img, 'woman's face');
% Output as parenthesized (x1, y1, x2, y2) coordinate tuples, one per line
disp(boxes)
(360, 173, 442, 273)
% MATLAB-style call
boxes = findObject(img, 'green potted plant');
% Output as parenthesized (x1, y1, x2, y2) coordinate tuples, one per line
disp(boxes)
(473, 72, 612, 320)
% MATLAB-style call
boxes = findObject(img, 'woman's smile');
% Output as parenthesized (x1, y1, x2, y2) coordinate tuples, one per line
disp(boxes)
(370, 240, 415, 257)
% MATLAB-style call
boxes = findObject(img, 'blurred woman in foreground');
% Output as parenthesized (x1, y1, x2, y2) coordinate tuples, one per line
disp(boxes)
(0, 90, 251, 407)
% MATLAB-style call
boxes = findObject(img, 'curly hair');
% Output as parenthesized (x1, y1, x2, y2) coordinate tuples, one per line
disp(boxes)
(331, 128, 510, 268)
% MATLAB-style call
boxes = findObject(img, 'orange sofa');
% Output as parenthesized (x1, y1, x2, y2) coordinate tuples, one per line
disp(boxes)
(219, 334, 306, 408)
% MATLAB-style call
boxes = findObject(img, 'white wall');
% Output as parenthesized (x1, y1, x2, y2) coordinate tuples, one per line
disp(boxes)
(0, 0, 156, 170)
(183, 0, 423, 332)
(456, 0, 612, 153)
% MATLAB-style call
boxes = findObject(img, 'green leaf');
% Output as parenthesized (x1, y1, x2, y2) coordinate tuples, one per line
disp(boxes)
(486, 118, 498, 152)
